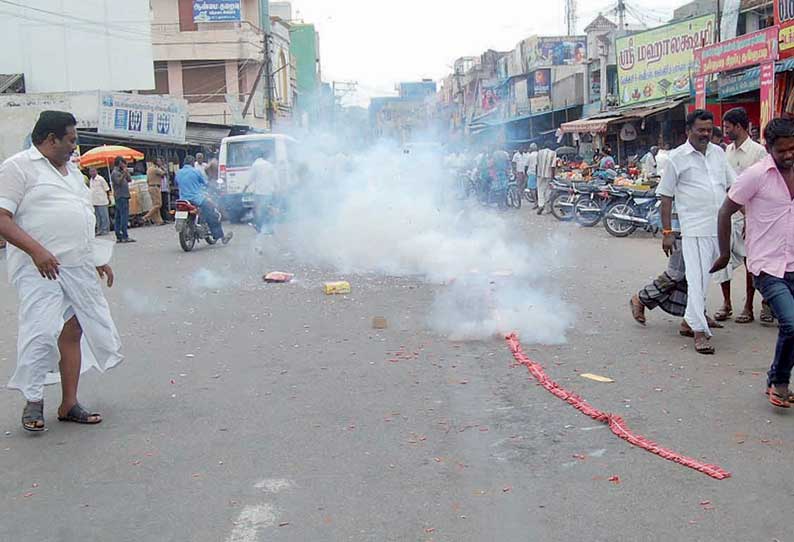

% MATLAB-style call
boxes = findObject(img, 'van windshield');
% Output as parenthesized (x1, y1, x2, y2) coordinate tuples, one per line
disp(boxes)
(227, 140, 277, 168)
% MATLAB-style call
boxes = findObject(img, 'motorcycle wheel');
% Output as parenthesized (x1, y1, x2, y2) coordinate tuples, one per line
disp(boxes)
(549, 191, 575, 222)
(574, 197, 603, 227)
(603, 202, 639, 238)
(507, 186, 521, 209)
(179, 223, 197, 252)
(523, 188, 535, 204)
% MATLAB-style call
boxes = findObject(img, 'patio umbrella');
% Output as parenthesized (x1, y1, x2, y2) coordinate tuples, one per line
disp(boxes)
(555, 146, 577, 156)
(79, 145, 144, 169)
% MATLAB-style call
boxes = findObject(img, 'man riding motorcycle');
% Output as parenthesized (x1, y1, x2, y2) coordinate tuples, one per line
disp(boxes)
(176, 155, 233, 245)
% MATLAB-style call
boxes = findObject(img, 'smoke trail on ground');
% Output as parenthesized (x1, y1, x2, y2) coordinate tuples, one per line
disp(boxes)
(269, 133, 574, 344)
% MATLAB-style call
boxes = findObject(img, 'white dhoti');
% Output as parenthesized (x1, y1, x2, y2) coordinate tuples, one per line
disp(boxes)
(712, 213, 746, 284)
(537, 177, 552, 209)
(8, 263, 123, 402)
(681, 236, 720, 337)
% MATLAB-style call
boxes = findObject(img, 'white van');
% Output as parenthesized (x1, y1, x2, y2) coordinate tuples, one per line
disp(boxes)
(217, 133, 300, 222)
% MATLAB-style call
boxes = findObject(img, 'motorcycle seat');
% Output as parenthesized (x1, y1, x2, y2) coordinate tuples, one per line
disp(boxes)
(631, 189, 657, 198)
(175, 199, 198, 212)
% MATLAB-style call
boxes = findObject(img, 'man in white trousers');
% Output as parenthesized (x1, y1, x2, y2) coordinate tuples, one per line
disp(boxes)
(0, 111, 123, 432)
(535, 144, 557, 215)
(657, 109, 736, 354)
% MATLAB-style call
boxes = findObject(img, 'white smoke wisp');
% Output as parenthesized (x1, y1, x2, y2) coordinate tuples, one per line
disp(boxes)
(275, 134, 575, 344)
(190, 267, 234, 290)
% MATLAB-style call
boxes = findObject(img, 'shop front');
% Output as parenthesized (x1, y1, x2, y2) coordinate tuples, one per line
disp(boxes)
(693, 26, 779, 138)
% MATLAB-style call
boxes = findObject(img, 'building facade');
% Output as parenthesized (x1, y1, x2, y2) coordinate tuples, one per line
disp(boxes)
(149, 0, 296, 129)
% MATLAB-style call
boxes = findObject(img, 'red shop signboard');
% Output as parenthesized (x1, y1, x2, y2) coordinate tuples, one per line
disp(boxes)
(775, 0, 794, 57)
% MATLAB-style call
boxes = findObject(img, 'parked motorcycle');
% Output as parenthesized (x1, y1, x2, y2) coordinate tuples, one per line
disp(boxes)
(174, 199, 218, 252)
(548, 180, 576, 221)
(572, 182, 613, 227)
(602, 187, 660, 238)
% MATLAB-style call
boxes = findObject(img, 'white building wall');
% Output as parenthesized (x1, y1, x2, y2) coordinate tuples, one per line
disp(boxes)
(0, 0, 154, 93)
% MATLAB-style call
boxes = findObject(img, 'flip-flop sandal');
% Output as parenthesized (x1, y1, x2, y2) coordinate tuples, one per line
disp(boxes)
(765, 388, 794, 402)
(22, 401, 44, 432)
(768, 388, 791, 409)
(695, 337, 715, 355)
(714, 308, 732, 322)
(735, 313, 755, 324)
(706, 316, 725, 329)
(57, 403, 102, 425)
(679, 322, 695, 337)
(629, 296, 646, 326)
(761, 305, 776, 326)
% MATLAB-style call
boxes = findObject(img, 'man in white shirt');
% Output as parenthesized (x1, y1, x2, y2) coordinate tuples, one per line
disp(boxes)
(535, 145, 557, 215)
(525, 143, 539, 208)
(248, 150, 279, 234)
(0, 111, 123, 432)
(88, 167, 111, 235)
(194, 152, 208, 180)
(657, 109, 736, 354)
(640, 146, 659, 177)
(715, 107, 770, 325)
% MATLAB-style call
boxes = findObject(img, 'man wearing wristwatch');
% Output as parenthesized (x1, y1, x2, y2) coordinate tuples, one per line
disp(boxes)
(657, 110, 736, 355)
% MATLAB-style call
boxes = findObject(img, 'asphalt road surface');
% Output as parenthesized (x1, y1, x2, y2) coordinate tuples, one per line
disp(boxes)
(0, 212, 790, 542)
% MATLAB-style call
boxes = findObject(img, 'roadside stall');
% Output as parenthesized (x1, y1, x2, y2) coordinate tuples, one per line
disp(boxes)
(79, 144, 152, 227)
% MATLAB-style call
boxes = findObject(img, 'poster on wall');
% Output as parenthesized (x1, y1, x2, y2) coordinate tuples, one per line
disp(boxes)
(533, 69, 551, 96)
(616, 14, 716, 106)
(98, 92, 187, 144)
(760, 61, 775, 140)
(193, 0, 241, 23)
(535, 37, 587, 66)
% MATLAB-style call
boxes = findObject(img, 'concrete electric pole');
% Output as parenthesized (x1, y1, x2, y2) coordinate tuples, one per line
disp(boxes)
(565, 0, 578, 36)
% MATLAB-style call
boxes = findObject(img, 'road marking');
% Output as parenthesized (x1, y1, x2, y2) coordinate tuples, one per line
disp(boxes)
(226, 505, 276, 542)
(254, 478, 294, 493)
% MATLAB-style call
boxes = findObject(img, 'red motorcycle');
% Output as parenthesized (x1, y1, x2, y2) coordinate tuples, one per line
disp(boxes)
(174, 200, 217, 252)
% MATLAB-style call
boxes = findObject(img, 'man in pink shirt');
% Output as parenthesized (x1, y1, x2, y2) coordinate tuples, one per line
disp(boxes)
(712, 118, 794, 408)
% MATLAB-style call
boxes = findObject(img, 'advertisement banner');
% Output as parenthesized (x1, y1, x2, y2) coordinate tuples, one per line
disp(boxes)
(721, 0, 742, 41)
(193, 0, 241, 23)
(98, 92, 187, 144)
(694, 27, 779, 76)
(775, 0, 794, 56)
(760, 61, 775, 140)
(616, 14, 716, 106)
(533, 69, 551, 96)
(526, 37, 587, 68)
(695, 76, 707, 109)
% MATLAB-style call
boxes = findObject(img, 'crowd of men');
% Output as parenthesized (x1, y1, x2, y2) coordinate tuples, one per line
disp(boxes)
(629, 107, 794, 409)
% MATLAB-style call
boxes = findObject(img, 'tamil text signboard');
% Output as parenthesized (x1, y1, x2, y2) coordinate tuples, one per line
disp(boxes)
(193, 0, 241, 22)
(98, 92, 187, 144)
(694, 27, 779, 76)
(775, 0, 794, 57)
(616, 14, 716, 107)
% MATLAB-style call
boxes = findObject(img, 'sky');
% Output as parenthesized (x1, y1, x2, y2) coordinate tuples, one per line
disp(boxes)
(288, 0, 682, 106)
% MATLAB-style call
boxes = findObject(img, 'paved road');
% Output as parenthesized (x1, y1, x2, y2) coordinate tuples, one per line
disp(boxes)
(0, 212, 789, 542)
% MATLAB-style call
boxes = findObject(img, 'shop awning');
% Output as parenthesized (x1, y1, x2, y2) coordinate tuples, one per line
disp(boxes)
(559, 99, 685, 133)
(559, 117, 614, 134)
(185, 123, 231, 147)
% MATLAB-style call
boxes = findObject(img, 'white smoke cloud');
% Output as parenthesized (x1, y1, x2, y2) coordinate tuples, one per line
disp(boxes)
(267, 134, 575, 344)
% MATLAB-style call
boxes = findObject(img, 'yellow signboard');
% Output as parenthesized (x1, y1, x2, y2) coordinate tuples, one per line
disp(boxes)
(616, 14, 716, 107)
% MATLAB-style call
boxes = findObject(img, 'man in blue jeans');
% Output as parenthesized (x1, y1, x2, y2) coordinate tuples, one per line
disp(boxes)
(176, 155, 233, 245)
(110, 157, 135, 243)
(712, 118, 794, 408)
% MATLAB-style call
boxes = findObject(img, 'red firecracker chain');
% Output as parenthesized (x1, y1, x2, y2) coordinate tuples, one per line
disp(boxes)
(505, 334, 731, 480)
